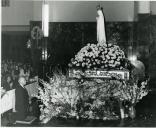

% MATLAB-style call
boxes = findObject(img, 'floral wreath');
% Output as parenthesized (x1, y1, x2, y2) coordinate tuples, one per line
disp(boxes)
(31, 26, 43, 40)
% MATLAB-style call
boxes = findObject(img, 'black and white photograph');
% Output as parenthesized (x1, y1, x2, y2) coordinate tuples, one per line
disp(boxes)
(1, 0, 156, 127)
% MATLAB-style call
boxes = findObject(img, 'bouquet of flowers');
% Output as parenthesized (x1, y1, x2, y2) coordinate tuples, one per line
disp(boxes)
(75, 79, 122, 120)
(69, 43, 125, 69)
(111, 74, 149, 119)
(113, 78, 149, 105)
(37, 70, 80, 122)
(37, 68, 149, 121)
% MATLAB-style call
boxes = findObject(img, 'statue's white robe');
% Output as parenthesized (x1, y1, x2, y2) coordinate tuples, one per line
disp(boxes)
(96, 9, 106, 45)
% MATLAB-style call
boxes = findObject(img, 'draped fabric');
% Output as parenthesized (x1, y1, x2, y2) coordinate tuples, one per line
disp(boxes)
(96, 9, 107, 45)
(1, 89, 15, 114)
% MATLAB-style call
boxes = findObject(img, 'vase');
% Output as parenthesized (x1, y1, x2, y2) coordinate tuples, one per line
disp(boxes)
(129, 105, 136, 119)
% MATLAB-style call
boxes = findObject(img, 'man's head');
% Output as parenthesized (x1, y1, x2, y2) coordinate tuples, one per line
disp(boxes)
(18, 77, 26, 86)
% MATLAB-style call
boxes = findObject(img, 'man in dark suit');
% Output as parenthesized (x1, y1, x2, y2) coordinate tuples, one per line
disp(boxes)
(15, 77, 29, 120)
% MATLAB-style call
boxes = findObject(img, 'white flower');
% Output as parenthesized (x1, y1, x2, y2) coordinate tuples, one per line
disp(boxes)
(82, 63, 85, 67)
(106, 55, 110, 60)
(93, 62, 96, 65)
(97, 61, 100, 64)
(101, 66, 104, 68)
(76, 63, 80, 66)
(109, 60, 114, 64)
(69, 42, 125, 69)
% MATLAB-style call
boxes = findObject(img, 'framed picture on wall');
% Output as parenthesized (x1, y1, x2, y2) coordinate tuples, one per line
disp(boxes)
(2, 0, 10, 7)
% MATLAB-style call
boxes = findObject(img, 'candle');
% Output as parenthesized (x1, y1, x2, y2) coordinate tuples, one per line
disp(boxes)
(138, 1, 150, 14)
(42, 1, 49, 37)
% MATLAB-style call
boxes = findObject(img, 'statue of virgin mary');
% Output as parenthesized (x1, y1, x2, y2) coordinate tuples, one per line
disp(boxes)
(96, 5, 107, 45)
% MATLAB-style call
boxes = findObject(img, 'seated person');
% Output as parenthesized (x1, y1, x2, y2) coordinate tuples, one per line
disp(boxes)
(2, 74, 14, 91)
(15, 77, 29, 120)
(19, 68, 26, 77)
(6, 74, 15, 90)
(12, 66, 19, 81)
(12, 66, 19, 88)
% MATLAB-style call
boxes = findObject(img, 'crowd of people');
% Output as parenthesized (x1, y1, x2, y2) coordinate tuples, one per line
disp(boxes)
(1, 60, 38, 124)
(1, 60, 36, 91)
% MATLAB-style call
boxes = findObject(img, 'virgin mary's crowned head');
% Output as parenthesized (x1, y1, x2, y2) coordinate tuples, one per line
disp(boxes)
(96, 4, 103, 11)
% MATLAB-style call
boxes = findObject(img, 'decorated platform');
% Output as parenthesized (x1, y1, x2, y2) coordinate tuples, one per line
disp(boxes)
(36, 5, 149, 124)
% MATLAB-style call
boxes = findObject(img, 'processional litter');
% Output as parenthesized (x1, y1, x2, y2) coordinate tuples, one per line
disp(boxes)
(37, 6, 149, 123)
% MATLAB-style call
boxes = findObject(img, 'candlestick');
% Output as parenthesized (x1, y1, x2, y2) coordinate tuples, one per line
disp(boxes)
(138, 1, 150, 14)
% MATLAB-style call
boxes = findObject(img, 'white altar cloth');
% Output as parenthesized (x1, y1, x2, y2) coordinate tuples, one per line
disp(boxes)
(1, 89, 15, 114)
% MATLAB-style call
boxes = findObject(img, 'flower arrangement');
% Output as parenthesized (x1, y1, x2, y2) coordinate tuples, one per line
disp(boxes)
(37, 70, 80, 122)
(31, 26, 43, 40)
(37, 77, 121, 122)
(75, 79, 122, 120)
(37, 68, 149, 122)
(68, 43, 125, 69)
(111, 74, 149, 119)
(113, 78, 149, 105)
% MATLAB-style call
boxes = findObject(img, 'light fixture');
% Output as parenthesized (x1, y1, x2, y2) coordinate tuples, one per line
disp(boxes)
(128, 55, 137, 62)
(42, 48, 48, 61)
(42, 0, 49, 37)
